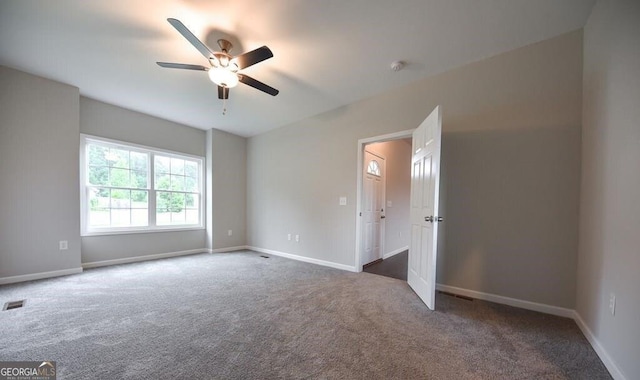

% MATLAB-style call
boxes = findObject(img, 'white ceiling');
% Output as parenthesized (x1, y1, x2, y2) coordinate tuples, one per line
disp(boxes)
(0, 0, 595, 137)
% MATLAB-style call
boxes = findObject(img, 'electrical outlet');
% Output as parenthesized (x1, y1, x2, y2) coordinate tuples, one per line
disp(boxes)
(339, 196, 347, 206)
(287, 234, 291, 241)
(295, 234, 300, 243)
(609, 293, 616, 316)
(59, 240, 68, 250)
(227, 230, 233, 236)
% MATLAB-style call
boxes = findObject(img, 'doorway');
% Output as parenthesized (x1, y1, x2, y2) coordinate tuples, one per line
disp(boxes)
(355, 130, 414, 274)
(356, 107, 443, 310)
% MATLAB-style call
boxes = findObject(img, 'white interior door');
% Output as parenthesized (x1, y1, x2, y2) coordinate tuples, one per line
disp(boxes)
(361, 150, 385, 267)
(408, 106, 442, 310)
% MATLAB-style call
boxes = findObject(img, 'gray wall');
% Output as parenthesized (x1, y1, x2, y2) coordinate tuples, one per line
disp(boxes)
(578, 0, 640, 378)
(0, 66, 81, 278)
(209, 129, 247, 249)
(247, 30, 583, 308)
(79, 97, 207, 263)
(80, 97, 206, 156)
(365, 140, 411, 256)
(0, 68, 245, 274)
(438, 127, 580, 307)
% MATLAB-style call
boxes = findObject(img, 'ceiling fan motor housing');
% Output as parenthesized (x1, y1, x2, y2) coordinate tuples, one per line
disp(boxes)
(210, 52, 237, 70)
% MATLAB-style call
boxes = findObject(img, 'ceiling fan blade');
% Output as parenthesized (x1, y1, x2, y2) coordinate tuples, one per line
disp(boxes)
(157, 62, 208, 71)
(166, 18, 214, 60)
(234, 46, 273, 69)
(238, 74, 279, 96)
(218, 86, 229, 100)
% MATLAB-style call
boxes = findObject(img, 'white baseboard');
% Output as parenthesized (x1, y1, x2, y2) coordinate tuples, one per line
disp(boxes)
(573, 312, 626, 380)
(435, 284, 575, 318)
(82, 248, 207, 269)
(247, 246, 358, 272)
(383, 246, 408, 260)
(0, 267, 84, 285)
(209, 246, 249, 253)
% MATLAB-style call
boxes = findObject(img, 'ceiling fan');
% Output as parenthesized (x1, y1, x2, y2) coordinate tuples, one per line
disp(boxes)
(157, 18, 279, 100)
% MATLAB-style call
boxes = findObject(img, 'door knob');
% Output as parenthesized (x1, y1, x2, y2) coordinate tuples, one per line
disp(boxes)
(425, 216, 433, 223)
(381, 215, 386, 219)
(436, 216, 444, 222)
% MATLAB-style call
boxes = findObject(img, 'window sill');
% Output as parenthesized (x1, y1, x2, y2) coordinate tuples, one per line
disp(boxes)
(81, 226, 205, 237)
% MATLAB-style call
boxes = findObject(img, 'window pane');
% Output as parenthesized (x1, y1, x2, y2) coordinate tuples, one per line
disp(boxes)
(89, 208, 110, 226)
(110, 189, 130, 208)
(89, 187, 110, 210)
(131, 170, 148, 189)
(131, 190, 148, 208)
(156, 192, 188, 225)
(111, 209, 130, 226)
(184, 160, 198, 178)
(131, 209, 148, 226)
(109, 148, 130, 169)
(156, 191, 170, 225)
(155, 156, 170, 174)
(171, 209, 186, 224)
(170, 175, 184, 191)
(155, 173, 170, 190)
(171, 158, 184, 175)
(170, 192, 185, 213)
(185, 193, 194, 208)
(186, 209, 199, 224)
(88, 145, 108, 166)
(185, 176, 198, 192)
(156, 209, 170, 225)
(88, 166, 109, 185)
(110, 168, 130, 187)
(156, 191, 171, 213)
(367, 160, 381, 176)
(130, 151, 147, 171)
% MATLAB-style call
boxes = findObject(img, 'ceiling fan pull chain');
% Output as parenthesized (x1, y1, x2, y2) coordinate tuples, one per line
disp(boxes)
(222, 96, 227, 115)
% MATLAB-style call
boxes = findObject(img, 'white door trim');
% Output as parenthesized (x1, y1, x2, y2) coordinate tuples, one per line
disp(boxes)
(355, 129, 414, 272)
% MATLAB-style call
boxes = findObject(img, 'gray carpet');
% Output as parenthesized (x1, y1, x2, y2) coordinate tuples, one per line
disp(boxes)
(0, 251, 610, 379)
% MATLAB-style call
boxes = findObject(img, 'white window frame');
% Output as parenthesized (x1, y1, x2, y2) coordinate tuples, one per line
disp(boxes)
(80, 134, 205, 236)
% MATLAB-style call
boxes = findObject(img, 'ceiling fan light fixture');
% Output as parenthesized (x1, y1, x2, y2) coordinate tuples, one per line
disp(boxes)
(208, 67, 239, 88)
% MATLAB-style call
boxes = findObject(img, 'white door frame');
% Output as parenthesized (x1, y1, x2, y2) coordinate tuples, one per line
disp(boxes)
(355, 129, 415, 272)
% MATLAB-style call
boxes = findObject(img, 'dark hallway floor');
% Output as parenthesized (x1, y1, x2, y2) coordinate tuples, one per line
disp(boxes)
(363, 250, 408, 281)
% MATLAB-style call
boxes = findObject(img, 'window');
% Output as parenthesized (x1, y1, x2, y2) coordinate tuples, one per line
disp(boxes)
(367, 160, 381, 176)
(80, 135, 204, 235)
